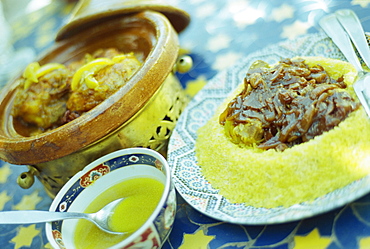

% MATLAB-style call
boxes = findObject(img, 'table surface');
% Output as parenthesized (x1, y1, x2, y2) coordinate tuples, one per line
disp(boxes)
(1, 0, 370, 248)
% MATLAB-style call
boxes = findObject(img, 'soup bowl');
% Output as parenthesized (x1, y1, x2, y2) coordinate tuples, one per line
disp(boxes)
(0, 9, 190, 197)
(45, 147, 176, 249)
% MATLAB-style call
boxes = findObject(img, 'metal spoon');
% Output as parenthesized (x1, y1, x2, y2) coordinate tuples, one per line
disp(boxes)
(0, 198, 125, 235)
(319, 9, 370, 117)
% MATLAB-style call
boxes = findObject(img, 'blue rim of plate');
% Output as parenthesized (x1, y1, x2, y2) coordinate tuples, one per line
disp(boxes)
(168, 32, 370, 224)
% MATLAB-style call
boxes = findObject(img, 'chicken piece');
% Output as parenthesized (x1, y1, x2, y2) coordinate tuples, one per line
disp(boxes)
(12, 67, 72, 130)
(67, 53, 142, 113)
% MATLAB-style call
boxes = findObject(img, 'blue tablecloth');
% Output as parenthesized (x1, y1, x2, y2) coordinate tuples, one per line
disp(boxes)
(1, 0, 370, 248)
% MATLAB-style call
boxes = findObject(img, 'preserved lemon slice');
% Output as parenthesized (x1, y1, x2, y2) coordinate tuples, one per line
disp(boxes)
(23, 62, 40, 89)
(71, 58, 114, 91)
(22, 62, 65, 89)
(36, 63, 65, 78)
(84, 73, 99, 89)
(112, 54, 128, 63)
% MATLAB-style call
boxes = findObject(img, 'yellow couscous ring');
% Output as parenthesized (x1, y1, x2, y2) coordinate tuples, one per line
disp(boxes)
(196, 56, 370, 208)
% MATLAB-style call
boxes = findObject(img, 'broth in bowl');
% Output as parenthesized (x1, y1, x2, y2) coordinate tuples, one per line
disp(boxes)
(46, 148, 176, 249)
(74, 177, 164, 249)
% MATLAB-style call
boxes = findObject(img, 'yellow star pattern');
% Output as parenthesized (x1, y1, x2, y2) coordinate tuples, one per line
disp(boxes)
(351, 0, 370, 8)
(13, 190, 42, 210)
(44, 242, 54, 249)
(213, 52, 242, 71)
(227, 1, 265, 28)
(10, 224, 40, 249)
(359, 236, 370, 248)
(271, 4, 295, 22)
(281, 20, 310, 40)
(0, 191, 12, 210)
(0, 163, 12, 184)
(185, 75, 208, 97)
(207, 33, 232, 52)
(294, 228, 332, 249)
(195, 3, 217, 18)
(179, 229, 215, 249)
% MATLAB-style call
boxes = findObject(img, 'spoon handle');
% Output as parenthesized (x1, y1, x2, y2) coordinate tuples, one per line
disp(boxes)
(319, 13, 362, 71)
(0, 210, 86, 224)
(335, 9, 370, 69)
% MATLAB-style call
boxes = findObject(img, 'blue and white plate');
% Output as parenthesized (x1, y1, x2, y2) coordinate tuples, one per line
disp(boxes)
(168, 32, 370, 224)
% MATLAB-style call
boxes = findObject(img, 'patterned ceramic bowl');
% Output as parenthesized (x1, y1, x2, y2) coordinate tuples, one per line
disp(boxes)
(45, 148, 176, 249)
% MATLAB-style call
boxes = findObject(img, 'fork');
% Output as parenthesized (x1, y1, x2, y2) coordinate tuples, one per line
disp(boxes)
(319, 9, 370, 117)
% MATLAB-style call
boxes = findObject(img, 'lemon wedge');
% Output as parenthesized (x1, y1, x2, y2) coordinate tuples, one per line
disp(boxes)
(23, 62, 40, 89)
(71, 58, 113, 91)
(112, 54, 129, 63)
(84, 72, 99, 89)
(36, 63, 65, 78)
(22, 62, 65, 89)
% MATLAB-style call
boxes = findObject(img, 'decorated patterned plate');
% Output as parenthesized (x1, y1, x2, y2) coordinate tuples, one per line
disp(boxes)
(167, 32, 370, 224)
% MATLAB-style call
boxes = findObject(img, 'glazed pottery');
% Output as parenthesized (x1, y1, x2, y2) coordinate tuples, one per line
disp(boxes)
(0, 6, 190, 197)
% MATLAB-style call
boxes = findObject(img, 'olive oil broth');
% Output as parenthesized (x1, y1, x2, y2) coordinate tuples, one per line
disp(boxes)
(73, 177, 164, 249)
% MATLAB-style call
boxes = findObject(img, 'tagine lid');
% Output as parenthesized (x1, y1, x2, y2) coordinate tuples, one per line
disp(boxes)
(56, 0, 190, 41)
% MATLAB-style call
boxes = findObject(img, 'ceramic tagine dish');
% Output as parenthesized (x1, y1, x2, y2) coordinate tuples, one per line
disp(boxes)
(0, 0, 191, 197)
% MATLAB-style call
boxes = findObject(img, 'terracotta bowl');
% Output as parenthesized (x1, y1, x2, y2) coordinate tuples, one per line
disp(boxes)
(0, 10, 190, 197)
(45, 148, 176, 249)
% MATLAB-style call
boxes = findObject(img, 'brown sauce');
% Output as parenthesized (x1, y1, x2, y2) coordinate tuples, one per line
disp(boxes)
(219, 58, 359, 151)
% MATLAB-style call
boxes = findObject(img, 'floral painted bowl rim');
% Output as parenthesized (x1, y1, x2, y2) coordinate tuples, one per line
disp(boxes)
(45, 147, 171, 248)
